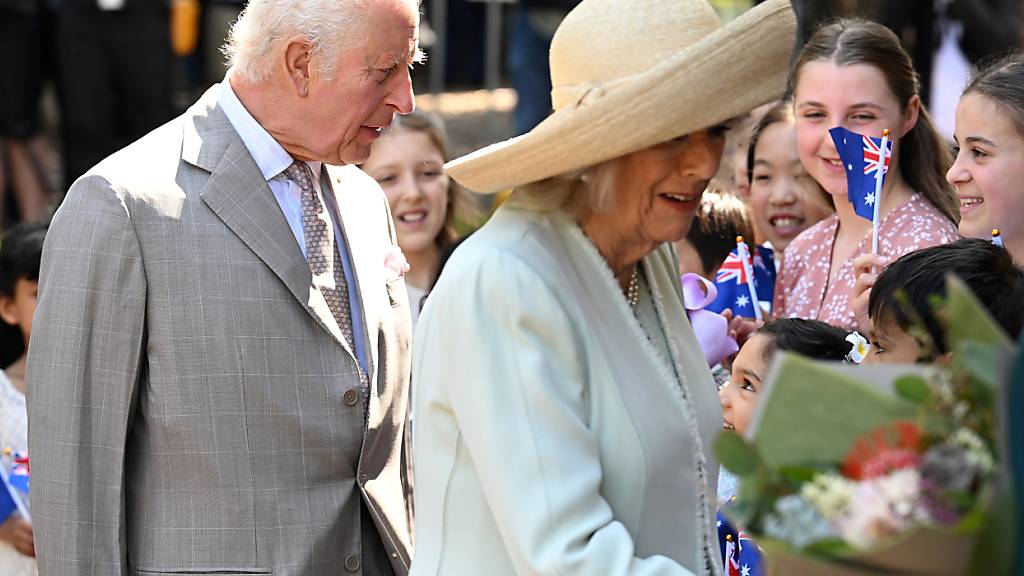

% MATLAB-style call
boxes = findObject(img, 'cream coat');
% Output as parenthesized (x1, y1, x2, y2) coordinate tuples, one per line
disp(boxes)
(410, 204, 723, 575)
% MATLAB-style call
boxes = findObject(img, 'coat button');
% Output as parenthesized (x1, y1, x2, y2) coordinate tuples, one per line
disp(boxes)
(344, 554, 361, 572)
(359, 473, 369, 484)
(343, 389, 359, 406)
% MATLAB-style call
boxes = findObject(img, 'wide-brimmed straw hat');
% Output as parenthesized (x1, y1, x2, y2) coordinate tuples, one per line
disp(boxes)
(445, 0, 797, 194)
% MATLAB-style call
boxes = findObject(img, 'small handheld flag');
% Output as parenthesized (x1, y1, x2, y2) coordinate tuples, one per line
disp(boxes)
(708, 244, 776, 320)
(735, 236, 762, 321)
(993, 229, 1004, 248)
(0, 448, 29, 523)
(717, 510, 765, 576)
(829, 126, 893, 256)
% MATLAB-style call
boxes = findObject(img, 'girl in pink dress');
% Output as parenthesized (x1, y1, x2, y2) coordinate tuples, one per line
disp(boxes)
(775, 19, 959, 331)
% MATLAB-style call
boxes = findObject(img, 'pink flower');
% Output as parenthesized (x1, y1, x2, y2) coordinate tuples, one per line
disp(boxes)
(383, 245, 410, 282)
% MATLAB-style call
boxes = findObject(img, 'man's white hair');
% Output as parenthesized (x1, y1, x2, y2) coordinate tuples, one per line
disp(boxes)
(224, 0, 369, 83)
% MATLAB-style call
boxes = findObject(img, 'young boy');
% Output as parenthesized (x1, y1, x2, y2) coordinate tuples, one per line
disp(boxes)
(865, 238, 1024, 363)
(0, 220, 46, 571)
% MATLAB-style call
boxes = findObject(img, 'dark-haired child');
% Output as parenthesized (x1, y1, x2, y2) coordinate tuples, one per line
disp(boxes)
(720, 318, 854, 444)
(716, 317, 859, 576)
(0, 220, 45, 570)
(865, 238, 1024, 363)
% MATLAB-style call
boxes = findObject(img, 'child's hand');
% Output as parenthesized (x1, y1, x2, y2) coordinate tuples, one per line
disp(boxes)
(721, 308, 764, 351)
(852, 253, 888, 334)
(0, 515, 34, 557)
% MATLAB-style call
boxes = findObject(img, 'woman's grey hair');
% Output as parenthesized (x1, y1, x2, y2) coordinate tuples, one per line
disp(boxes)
(224, 0, 368, 83)
(508, 158, 621, 219)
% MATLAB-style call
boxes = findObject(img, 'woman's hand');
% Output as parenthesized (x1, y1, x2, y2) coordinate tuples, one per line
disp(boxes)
(0, 515, 35, 557)
(852, 253, 888, 335)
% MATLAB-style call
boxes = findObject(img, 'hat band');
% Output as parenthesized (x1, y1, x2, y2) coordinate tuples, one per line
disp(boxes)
(550, 74, 633, 110)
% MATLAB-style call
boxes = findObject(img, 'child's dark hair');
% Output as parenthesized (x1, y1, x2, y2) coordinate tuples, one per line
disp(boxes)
(0, 220, 47, 298)
(756, 318, 852, 363)
(868, 238, 1024, 354)
(686, 189, 754, 276)
(963, 52, 1024, 140)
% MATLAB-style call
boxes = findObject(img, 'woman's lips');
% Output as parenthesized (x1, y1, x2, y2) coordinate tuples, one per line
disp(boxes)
(658, 192, 699, 212)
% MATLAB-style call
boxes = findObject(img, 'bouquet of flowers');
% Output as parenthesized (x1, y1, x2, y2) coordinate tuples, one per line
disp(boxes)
(716, 277, 1016, 575)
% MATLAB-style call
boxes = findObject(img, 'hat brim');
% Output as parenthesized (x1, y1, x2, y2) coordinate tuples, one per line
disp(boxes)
(445, 0, 796, 194)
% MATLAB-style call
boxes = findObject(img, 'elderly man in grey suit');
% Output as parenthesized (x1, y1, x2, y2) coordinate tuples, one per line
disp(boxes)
(26, 1, 420, 574)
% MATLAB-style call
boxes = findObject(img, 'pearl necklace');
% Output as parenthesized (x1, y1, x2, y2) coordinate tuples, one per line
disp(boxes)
(626, 266, 640, 308)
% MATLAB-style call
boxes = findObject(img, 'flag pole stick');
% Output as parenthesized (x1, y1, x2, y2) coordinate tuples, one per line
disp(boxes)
(871, 129, 890, 262)
(736, 236, 762, 321)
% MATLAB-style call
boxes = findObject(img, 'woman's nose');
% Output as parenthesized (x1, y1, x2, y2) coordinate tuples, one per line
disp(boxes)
(680, 130, 722, 179)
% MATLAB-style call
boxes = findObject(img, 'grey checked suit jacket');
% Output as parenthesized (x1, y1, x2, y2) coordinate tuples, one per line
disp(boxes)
(26, 86, 414, 576)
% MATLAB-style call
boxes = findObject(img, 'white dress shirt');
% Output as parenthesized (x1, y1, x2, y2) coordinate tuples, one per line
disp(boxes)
(216, 76, 369, 376)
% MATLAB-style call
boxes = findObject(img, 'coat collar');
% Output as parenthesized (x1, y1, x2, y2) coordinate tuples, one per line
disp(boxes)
(184, 85, 355, 357)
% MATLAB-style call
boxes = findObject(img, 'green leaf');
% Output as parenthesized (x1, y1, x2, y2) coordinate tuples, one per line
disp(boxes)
(957, 341, 1002, 389)
(750, 353, 918, 469)
(715, 429, 760, 476)
(893, 374, 931, 404)
(803, 537, 858, 557)
(941, 276, 1013, 353)
(777, 465, 828, 485)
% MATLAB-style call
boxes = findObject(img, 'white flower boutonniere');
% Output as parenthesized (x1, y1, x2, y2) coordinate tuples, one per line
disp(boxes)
(845, 332, 870, 364)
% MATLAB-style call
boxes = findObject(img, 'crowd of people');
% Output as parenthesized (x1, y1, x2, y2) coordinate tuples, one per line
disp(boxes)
(2, 0, 1024, 574)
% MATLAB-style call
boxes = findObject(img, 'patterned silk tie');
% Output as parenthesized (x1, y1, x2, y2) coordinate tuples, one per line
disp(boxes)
(285, 162, 369, 402)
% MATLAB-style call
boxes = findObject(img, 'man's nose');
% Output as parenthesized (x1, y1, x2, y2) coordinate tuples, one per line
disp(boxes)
(388, 68, 415, 115)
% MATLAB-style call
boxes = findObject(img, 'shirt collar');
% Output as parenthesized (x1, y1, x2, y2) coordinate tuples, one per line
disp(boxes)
(217, 70, 296, 182)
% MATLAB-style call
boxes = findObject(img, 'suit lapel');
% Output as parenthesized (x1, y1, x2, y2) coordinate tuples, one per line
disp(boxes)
(324, 166, 382, 381)
(185, 87, 353, 354)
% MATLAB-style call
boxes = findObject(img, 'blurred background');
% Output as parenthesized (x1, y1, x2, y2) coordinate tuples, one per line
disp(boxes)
(0, 0, 1021, 229)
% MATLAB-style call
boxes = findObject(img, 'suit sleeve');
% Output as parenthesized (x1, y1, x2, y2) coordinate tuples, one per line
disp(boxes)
(418, 251, 697, 576)
(27, 174, 147, 576)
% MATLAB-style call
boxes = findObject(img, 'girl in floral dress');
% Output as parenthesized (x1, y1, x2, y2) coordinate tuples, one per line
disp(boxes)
(775, 19, 959, 331)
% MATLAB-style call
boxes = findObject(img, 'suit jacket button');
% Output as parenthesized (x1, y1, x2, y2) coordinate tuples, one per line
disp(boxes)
(343, 389, 359, 406)
(344, 553, 361, 572)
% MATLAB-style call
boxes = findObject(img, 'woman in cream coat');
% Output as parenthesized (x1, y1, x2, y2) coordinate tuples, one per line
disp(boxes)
(410, 0, 796, 574)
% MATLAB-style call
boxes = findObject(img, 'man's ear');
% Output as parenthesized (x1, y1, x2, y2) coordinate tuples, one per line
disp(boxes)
(0, 295, 17, 327)
(283, 36, 313, 97)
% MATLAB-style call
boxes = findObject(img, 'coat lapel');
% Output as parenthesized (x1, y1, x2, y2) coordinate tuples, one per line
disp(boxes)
(324, 165, 382, 381)
(184, 86, 353, 354)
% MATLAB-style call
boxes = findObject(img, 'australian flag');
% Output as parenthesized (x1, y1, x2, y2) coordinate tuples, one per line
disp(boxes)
(707, 245, 775, 319)
(717, 510, 764, 576)
(0, 451, 29, 524)
(829, 126, 893, 221)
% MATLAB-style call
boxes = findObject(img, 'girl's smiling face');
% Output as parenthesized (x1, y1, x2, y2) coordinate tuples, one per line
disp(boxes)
(720, 334, 770, 436)
(793, 60, 918, 200)
(947, 93, 1024, 250)
(749, 121, 833, 251)
(361, 128, 450, 255)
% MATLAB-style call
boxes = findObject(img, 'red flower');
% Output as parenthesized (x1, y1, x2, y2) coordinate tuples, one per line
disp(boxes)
(843, 421, 922, 480)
